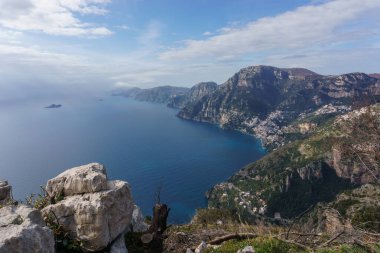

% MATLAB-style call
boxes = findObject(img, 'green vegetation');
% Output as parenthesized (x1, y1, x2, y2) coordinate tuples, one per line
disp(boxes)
(332, 199, 360, 216)
(193, 208, 238, 225)
(266, 164, 352, 218)
(316, 244, 380, 253)
(203, 238, 379, 253)
(352, 205, 380, 232)
(208, 104, 380, 224)
(23, 187, 83, 252)
(204, 237, 306, 253)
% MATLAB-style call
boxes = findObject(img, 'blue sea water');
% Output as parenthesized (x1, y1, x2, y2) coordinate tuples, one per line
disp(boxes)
(0, 97, 266, 223)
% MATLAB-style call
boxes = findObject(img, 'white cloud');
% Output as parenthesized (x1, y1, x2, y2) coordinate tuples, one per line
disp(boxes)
(138, 20, 163, 47)
(59, 0, 111, 15)
(0, 0, 113, 37)
(1, 0, 379, 104)
(111, 66, 174, 84)
(160, 0, 380, 61)
(118, 25, 130, 30)
(261, 47, 380, 74)
(0, 28, 23, 41)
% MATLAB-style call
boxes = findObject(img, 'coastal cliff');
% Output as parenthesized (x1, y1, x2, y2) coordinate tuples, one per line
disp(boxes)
(167, 82, 218, 109)
(178, 66, 380, 150)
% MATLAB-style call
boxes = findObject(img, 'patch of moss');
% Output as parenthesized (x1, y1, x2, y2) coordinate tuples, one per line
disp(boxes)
(193, 208, 238, 225)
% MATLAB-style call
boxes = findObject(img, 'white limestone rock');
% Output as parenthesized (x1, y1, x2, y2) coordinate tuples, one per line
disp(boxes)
(110, 234, 128, 253)
(237, 246, 255, 253)
(0, 205, 55, 253)
(45, 163, 108, 197)
(195, 241, 207, 253)
(0, 180, 12, 205)
(131, 205, 149, 232)
(0, 180, 7, 187)
(42, 180, 133, 252)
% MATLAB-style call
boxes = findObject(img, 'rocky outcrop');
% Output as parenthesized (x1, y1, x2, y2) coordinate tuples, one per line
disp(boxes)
(42, 163, 134, 252)
(331, 146, 378, 184)
(0, 180, 12, 205)
(45, 163, 108, 197)
(0, 205, 55, 253)
(301, 184, 380, 235)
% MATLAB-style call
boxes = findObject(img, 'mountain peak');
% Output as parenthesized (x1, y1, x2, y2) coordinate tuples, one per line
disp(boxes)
(281, 67, 320, 79)
(236, 65, 320, 81)
(192, 81, 218, 88)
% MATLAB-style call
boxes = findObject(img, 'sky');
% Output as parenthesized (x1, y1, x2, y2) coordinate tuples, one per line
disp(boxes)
(0, 0, 380, 103)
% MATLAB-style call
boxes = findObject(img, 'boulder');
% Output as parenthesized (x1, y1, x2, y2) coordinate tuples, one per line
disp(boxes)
(42, 180, 133, 251)
(45, 163, 108, 197)
(0, 204, 55, 253)
(0, 180, 12, 205)
(42, 163, 135, 252)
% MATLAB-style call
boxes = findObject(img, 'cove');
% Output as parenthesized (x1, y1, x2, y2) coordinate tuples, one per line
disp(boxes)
(0, 97, 266, 223)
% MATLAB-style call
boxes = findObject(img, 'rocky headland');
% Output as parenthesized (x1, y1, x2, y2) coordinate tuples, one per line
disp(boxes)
(177, 66, 380, 150)
(113, 86, 189, 105)
(115, 65, 380, 151)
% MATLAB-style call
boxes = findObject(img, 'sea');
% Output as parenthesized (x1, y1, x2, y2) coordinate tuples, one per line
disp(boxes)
(0, 96, 266, 223)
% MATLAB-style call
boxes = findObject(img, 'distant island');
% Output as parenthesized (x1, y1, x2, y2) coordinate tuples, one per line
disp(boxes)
(44, 104, 62, 109)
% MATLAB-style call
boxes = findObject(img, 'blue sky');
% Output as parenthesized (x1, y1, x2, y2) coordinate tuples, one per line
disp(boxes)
(0, 0, 379, 103)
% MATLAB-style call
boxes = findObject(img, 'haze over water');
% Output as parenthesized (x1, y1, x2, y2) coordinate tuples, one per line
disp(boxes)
(0, 97, 265, 223)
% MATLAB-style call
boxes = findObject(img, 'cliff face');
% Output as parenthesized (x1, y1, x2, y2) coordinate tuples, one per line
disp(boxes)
(167, 82, 217, 109)
(178, 66, 380, 149)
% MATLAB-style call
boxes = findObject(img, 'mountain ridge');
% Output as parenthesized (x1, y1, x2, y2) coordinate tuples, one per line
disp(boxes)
(113, 85, 190, 104)
(177, 65, 380, 150)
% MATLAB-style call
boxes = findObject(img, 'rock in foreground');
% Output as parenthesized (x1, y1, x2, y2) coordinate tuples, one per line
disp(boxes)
(0, 180, 12, 205)
(45, 163, 108, 197)
(42, 163, 134, 252)
(0, 205, 55, 253)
